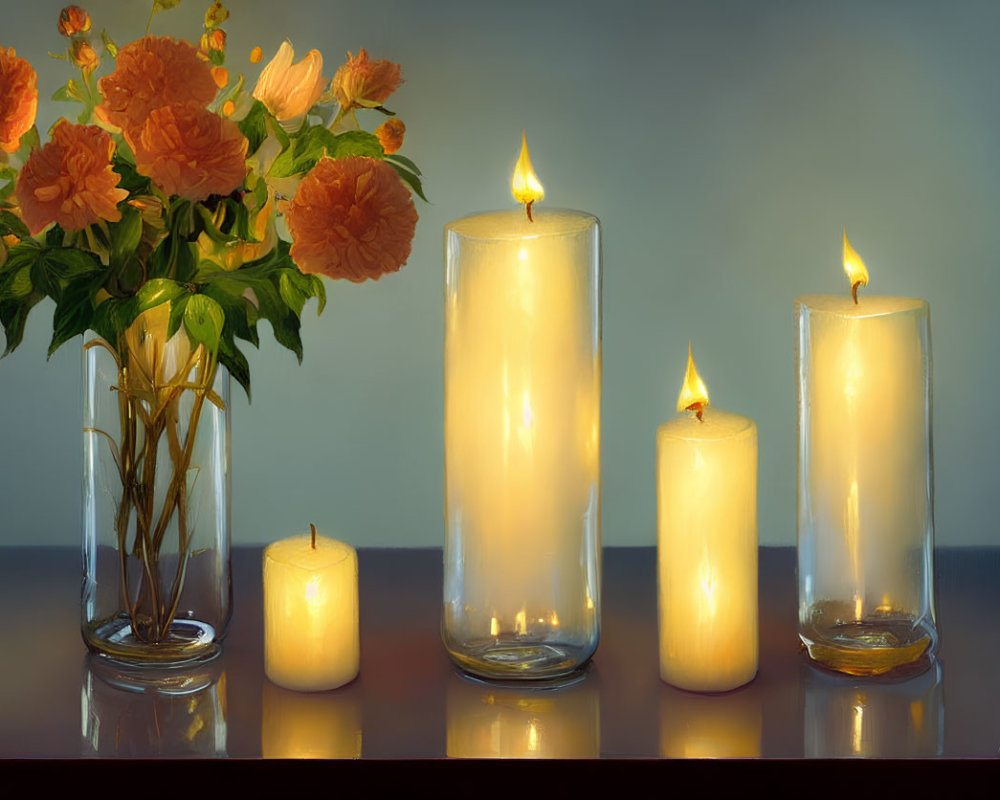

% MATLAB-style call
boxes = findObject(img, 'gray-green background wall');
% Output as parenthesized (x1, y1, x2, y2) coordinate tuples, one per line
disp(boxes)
(1, 0, 997, 547)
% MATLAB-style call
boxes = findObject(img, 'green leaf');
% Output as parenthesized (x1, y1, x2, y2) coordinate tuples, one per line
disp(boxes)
(52, 80, 85, 104)
(0, 210, 30, 240)
(384, 153, 422, 176)
(388, 161, 429, 202)
(136, 278, 186, 312)
(278, 270, 308, 317)
(0, 290, 44, 356)
(112, 154, 151, 195)
(218, 329, 250, 400)
(238, 100, 270, 155)
(329, 130, 384, 160)
(101, 29, 118, 58)
(184, 293, 224, 354)
(91, 296, 139, 348)
(202, 282, 259, 347)
(49, 274, 102, 357)
(269, 126, 338, 178)
(110, 206, 143, 267)
(30, 246, 103, 301)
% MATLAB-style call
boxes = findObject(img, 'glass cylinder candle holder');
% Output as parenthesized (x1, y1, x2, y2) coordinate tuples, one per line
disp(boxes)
(795, 295, 937, 677)
(443, 209, 601, 680)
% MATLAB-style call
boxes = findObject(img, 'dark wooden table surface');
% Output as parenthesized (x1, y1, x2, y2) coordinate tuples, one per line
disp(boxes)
(1, 546, 998, 759)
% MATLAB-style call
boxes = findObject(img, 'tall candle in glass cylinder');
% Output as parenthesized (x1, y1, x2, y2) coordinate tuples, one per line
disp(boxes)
(796, 231, 937, 676)
(442, 135, 601, 680)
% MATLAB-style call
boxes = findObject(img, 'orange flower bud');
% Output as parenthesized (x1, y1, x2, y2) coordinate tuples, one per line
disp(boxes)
(332, 48, 401, 112)
(253, 41, 327, 121)
(204, 0, 229, 28)
(222, 100, 235, 116)
(211, 66, 228, 88)
(58, 6, 91, 37)
(374, 117, 405, 155)
(72, 40, 99, 73)
(200, 28, 226, 54)
(250, 46, 262, 64)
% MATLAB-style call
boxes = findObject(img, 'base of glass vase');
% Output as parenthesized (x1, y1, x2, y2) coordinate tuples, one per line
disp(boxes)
(446, 638, 594, 681)
(83, 615, 222, 667)
(799, 605, 936, 678)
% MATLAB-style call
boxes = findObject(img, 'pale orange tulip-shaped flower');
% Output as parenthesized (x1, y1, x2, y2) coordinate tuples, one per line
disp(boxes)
(252, 41, 326, 122)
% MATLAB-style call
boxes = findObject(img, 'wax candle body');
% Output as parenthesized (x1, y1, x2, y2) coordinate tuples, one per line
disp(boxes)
(263, 535, 359, 692)
(443, 209, 601, 679)
(795, 295, 936, 675)
(657, 408, 758, 692)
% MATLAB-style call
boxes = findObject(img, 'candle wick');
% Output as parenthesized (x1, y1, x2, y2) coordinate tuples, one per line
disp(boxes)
(310, 523, 317, 550)
(851, 281, 862, 305)
(686, 402, 705, 422)
(525, 200, 534, 223)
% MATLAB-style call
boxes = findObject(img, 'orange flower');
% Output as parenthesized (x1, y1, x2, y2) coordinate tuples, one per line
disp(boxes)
(374, 118, 405, 155)
(71, 40, 99, 73)
(58, 6, 91, 37)
(128, 104, 247, 202)
(252, 41, 326, 122)
(97, 36, 217, 135)
(15, 121, 128, 235)
(285, 156, 416, 282)
(249, 46, 262, 64)
(332, 49, 401, 111)
(0, 48, 37, 154)
(211, 66, 229, 89)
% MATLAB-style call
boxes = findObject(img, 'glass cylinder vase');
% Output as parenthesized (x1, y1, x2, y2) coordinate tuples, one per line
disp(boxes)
(795, 295, 937, 677)
(443, 209, 601, 680)
(82, 306, 231, 665)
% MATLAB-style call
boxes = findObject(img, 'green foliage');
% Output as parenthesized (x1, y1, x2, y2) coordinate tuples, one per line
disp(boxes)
(270, 128, 385, 178)
(238, 100, 269, 155)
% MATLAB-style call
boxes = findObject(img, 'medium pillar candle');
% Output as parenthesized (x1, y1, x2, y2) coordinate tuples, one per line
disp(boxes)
(263, 531, 359, 692)
(657, 347, 758, 692)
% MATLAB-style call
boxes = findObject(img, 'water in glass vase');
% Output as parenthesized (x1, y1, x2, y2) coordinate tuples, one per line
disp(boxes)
(799, 600, 935, 677)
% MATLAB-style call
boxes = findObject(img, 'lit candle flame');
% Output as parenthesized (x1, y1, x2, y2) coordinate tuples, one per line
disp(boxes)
(676, 342, 709, 421)
(842, 228, 869, 305)
(511, 131, 544, 221)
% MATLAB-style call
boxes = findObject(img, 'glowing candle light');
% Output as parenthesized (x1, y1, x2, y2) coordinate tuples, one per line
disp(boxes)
(796, 231, 937, 676)
(263, 525, 359, 692)
(442, 133, 601, 680)
(657, 345, 758, 692)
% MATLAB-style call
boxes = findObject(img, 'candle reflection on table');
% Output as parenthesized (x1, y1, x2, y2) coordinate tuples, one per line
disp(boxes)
(446, 671, 599, 758)
(659, 684, 762, 758)
(261, 679, 362, 759)
(803, 659, 943, 757)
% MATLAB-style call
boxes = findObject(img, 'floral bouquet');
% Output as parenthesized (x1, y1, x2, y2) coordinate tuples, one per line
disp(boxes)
(0, 1, 424, 662)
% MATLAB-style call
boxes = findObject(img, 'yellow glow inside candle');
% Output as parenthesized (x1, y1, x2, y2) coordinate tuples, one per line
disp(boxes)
(657, 347, 758, 692)
(264, 531, 359, 692)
